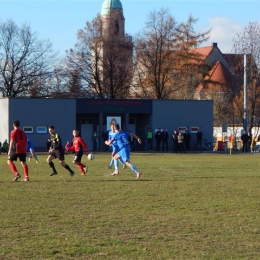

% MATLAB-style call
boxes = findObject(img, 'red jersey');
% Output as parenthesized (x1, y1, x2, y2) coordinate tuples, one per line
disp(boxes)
(10, 128, 27, 153)
(69, 136, 88, 152)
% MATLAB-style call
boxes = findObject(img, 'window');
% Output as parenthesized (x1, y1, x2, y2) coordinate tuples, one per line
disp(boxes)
(37, 126, 47, 134)
(23, 126, 33, 133)
(178, 127, 187, 133)
(190, 127, 200, 133)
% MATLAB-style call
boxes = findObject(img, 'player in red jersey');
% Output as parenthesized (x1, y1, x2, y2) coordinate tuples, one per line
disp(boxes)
(7, 120, 29, 182)
(67, 130, 89, 175)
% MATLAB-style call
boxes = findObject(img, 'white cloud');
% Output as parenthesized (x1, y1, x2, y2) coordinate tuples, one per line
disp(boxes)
(204, 17, 244, 53)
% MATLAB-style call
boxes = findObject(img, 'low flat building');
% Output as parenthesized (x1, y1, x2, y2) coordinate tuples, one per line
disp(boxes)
(0, 98, 213, 151)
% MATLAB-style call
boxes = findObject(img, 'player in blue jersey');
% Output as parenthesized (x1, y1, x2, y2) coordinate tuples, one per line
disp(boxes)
(105, 124, 142, 179)
(107, 123, 126, 170)
(26, 135, 39, 163)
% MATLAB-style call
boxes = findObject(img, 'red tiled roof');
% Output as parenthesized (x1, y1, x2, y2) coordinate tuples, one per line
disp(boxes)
(196, 61, 235, 92)
(191, 45, 214, 59)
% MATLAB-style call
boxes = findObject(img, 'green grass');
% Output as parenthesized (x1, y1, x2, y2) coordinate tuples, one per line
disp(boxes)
(1, 152, 260, 259)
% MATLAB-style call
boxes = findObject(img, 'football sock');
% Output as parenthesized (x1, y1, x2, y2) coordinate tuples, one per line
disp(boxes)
(119, 157, 125, 166)
(130, 163, 139, 174)
(8, 161, 17, 174)
(77, 165, 84, 174)
(109, 158, 114, 168)
(114, 159, 119, 173)
(64, 164, 73, 172)
(23, 165, 29, 178)
(34, 155, 39, 161)
(78, 162, 86, 168)
(49, 161, 57, 172)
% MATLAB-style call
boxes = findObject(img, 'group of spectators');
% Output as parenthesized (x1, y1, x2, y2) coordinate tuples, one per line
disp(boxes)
(240, 130, 260, 153)
(0, 139, 9, 154)
(146, 128, 193, 153)
(171, 130, 192, 153)
(146, 128, 204, 152)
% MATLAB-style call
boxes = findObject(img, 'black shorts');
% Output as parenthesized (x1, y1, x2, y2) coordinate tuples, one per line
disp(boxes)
(8, 153, 26, 162)
(49, 149, 65, 161)
(73, 151, 83, 163)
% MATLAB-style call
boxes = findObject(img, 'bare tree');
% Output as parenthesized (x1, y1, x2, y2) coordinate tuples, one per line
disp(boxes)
(0, 20, 57, 97)
(133, 9, 178, 99)
(132, 10, 210, 100)
(61, 13, 133, 99)
(232, 22, 260, 131)
(172, 15, 211, 99)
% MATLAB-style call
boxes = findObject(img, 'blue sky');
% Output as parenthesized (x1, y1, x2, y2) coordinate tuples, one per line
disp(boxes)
(1, 0, 260, 56)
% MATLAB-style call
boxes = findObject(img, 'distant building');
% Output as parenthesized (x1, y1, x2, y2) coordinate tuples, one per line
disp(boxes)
(0, 98, 213, 151)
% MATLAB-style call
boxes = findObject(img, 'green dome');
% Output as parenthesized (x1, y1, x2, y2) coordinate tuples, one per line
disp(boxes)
(101, 0, 123, 15)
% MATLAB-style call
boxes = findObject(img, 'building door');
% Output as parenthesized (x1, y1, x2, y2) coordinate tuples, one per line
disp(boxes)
(128, 118, 136, 133)
(81, 118, 93, 151)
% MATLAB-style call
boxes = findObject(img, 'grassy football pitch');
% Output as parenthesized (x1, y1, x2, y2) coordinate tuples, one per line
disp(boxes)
(0, 152, 260, 260)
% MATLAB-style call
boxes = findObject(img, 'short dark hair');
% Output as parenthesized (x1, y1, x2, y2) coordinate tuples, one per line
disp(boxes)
(49, 125, 55, 130)
(13, 120, 20, 127)
(114, 124, 120, 130)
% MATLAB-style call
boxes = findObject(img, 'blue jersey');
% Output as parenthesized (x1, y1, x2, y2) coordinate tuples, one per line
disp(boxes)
(112, 131, 130, 150)
(109, 130, 117, 152)
(109, 130, 116, 140)
(26, 135, 34, 152)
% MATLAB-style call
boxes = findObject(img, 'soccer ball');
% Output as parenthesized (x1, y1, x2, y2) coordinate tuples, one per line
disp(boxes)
(87, 153, 94, 160)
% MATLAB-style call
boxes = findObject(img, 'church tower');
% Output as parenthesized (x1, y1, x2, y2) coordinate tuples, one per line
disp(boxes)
(101, 0, 125, 37)
(99, 0, 134, 98)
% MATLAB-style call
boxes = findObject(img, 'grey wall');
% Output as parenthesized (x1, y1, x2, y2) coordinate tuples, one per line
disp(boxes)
(0, 98, 213, 152)
(7, 98, 77, 151)
(0, 98, 10, 143)
(152, 100, 213, 150)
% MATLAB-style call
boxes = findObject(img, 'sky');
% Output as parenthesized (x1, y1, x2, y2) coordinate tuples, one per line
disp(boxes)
(1, 0, 260, 56)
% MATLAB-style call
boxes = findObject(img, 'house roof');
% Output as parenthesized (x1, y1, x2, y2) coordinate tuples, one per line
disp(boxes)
(191, 45, 214, 59)
(192, 43, 239, 94)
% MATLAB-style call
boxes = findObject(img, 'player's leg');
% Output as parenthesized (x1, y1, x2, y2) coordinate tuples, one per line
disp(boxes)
(7, 154, 21, 181)
(30, 148, 39, 163)
(47, 153, 58, 176)
(122, 148, 142, 178)
(58, 150, 75, 176)
(73, 152, 87, 175)
(19, 154, 29, 181)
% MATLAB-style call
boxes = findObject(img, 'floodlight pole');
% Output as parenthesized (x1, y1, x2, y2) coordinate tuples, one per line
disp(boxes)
(243, 54, 247, 131)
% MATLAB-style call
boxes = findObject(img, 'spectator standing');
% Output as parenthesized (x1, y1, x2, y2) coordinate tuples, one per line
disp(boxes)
(65, 141, 71, 150)
(197, 130, 203, 151)
(178, 132, 185, 153)
(102, 129, 109, 151)
(155, 128, 162, 151)
(146, 128, 153, 151)
(92, 131, 99, 151)
(1, 139, 9, 154)
(184, 130, 191, 151)
(241, 130, 249, 152)
(162, 128, 169, 152)
(128, 131, 135, 151)
(172, 130, 179, 153)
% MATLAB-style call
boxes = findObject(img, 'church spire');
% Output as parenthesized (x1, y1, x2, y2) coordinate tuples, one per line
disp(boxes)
(101, 0, 123, 15)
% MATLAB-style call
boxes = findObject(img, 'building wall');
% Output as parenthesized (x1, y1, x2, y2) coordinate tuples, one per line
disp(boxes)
(0, 98, 10, 142)
(5, 98, 77, 151)
(152, 100, 213, 150)
(0, 98, 213, 152)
